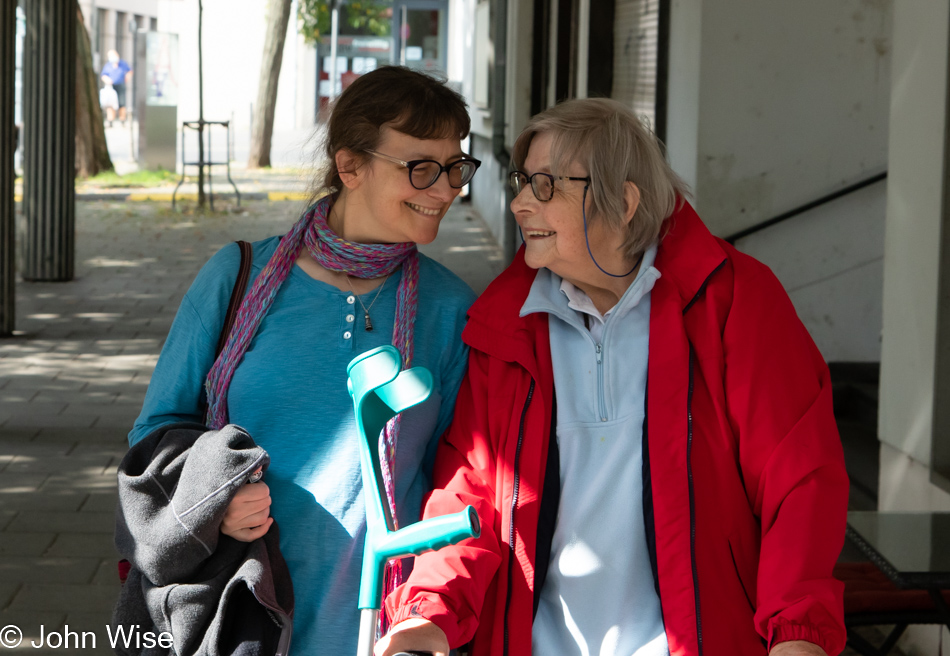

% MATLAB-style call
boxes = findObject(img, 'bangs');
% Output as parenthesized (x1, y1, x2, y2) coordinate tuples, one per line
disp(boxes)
(547, 127, 596, 179)
(389, 102, 470, 142)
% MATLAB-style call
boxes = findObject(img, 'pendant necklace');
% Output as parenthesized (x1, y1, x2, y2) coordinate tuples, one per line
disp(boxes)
(346, 274, 389, 332)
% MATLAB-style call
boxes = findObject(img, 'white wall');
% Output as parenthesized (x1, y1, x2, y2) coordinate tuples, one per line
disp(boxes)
(691, 0, 891, 238)
(665, 0, 702, 191)
(735, 180, 886, 362)
(877, 1, 950, 649)
(879, 0, 950, 482)
(667, 0, 893, 363)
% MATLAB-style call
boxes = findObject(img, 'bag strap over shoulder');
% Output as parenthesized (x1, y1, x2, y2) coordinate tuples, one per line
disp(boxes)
(215, 240, 253, 358)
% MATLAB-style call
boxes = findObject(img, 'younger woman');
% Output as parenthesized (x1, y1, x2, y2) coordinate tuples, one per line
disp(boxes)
(129, 66, 481, 654)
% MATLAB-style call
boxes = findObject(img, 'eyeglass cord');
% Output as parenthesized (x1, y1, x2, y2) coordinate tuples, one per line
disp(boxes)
(514, 183, 643, 279)
(582, 185, 642, 278)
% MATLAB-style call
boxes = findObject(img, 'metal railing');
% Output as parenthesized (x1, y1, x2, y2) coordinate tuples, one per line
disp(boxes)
(724, 171, 888, 244)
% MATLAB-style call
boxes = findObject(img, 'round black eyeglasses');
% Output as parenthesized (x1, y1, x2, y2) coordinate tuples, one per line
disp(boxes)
(367, 150, 481, 190)
(509, 170, 591, 202)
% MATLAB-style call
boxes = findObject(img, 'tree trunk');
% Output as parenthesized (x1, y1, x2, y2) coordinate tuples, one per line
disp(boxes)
(74, 1, 112, 178)
(248, 0, 293, 169)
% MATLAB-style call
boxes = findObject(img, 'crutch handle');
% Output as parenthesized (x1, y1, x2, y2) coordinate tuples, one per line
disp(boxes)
(379, 506, 480, 560)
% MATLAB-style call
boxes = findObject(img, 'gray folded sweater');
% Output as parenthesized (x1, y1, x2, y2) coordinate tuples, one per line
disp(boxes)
(113, 422, 294, 656)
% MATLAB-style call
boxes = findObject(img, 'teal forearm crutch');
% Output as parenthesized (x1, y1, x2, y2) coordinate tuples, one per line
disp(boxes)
(347, 346, 480, 656)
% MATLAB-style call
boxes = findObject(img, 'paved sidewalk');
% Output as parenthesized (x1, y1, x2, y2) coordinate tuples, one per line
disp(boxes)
(0, 199, 503, 654)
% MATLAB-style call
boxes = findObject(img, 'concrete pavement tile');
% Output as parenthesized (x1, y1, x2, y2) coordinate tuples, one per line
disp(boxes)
(4, 377, 84, 392)
(116, 341, 161, 355)
(0, 429, 41, 441)
(0, 391, 37, 403)
(89, 341, 130, 354)
(112, 394, 145, 406)
(0, 610, 67, 649)
(39, 473, 116, 493)
(79, 492, 117, 514)
(68, 444, 128, 460)
(44, 534, 117, 559)
(31, 391, 117, 405)
(6, 452, 113, 474)
(0, 401, 67, 416)
(0, 341, 55, 355)
(32, 428, 127, 443)
(0, 491, 86, 513)
(88, 561, 119, 587)
(0, 582, 18, 608)
(5, 512, 114, 534)
(0, 441, 72, 458)
(89, 414, 140, 431)
(0, 557, 101, 584)
(0, 533, 56, 557)
(2, 414, 97, 430)
(82, 385, 148, 401)
(0, 474, 49, 494)
(60, 372, 136, 386)
(59, 403, 140, 420)
(0, 511, 16, 530)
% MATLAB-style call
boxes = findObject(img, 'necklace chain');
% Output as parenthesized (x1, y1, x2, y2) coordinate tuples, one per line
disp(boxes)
(346, 274, 389, 331)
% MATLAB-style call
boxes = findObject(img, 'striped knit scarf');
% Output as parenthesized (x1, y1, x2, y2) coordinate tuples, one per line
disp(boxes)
(204, 195, 419, 594)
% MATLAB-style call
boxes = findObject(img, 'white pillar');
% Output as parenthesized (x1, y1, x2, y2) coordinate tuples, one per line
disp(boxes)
(878, 0, 950, 514)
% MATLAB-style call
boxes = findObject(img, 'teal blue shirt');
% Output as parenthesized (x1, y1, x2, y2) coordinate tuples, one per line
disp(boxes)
(130, 236, 475, 655)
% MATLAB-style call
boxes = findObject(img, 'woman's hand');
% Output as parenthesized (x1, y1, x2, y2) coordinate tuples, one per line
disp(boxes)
(373, 618, 449, 656)
(221, 475, 273, 542)
(769, 641, 828, 656)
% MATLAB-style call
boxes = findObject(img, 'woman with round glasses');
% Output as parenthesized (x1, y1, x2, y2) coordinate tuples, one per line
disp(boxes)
(377, 98, 848, 656)
(128, 66, 480, 655)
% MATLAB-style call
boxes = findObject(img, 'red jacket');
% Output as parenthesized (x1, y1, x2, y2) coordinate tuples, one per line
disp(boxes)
(388, 201, 849, 656)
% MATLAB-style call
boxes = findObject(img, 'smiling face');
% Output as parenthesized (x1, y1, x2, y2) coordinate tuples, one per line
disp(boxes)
(336, 126, 464, 245)
(512, 132, 629, 287)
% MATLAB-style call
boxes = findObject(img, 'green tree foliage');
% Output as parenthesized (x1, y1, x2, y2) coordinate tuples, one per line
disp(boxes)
(297, 0, 392, 44)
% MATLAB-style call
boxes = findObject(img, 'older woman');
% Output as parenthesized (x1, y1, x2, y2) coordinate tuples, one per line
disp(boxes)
(376, 98, 848, 656)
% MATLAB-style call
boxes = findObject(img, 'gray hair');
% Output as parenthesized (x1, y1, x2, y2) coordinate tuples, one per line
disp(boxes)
(511, 98, 689, 259)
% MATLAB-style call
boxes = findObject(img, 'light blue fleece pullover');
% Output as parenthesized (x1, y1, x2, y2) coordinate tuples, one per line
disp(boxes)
(522, 245, 669, 656)
(130, 235, 475, 655)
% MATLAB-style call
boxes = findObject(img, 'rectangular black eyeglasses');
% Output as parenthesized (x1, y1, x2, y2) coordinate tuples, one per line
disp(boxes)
(366, 150, 481, 189)
(508, 170, 591, 202)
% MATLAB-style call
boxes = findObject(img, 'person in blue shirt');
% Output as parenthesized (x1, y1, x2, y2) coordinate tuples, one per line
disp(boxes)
(101, 49, 131, 123)
(129, 66, 481, 654)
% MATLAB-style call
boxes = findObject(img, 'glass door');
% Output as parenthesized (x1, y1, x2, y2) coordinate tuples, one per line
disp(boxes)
(394, 1, 448, 76)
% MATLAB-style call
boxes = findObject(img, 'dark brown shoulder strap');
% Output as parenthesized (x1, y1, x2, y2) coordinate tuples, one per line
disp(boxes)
(215, 240, 253, 358)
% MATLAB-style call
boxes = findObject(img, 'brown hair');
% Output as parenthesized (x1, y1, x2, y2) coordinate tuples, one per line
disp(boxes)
(313, 66, 470, 198)
(511, 98, 688, 259)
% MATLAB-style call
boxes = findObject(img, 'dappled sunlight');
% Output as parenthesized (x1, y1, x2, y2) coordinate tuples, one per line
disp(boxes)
(446, 245, 504, 259)
(83, 256, 158, 268)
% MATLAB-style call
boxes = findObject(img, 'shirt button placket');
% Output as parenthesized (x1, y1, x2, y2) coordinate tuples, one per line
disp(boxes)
(344, 295, 356, 345)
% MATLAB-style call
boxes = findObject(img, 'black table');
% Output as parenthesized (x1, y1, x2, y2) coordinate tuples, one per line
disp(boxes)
(844, 511, 950, 655)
